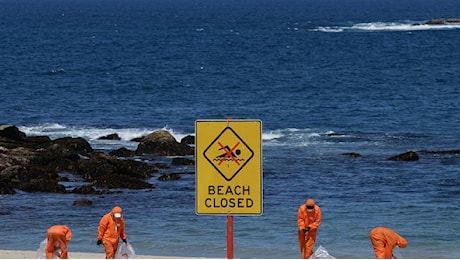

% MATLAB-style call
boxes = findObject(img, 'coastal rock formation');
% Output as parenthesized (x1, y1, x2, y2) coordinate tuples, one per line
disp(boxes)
(73, 199, 93, 206)
(425, 18, 460, 25)
(0, 125, 176, 194)
(420, 149, 460, 154)
(180, 135, 195, 145)
(171, 157, 195, 165)
(341, 152, 361, 158)
(75, 152, 159, 189)
(388, 151, 419, 161)
(98, 133, 121, 140)
(158, 173, 181, 181)
(135, 130, 194, 156)
(411, 18, 460, 26)
(109, 147, 137, 157)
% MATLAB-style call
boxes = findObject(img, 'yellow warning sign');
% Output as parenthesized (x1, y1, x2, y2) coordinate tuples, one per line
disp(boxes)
(195, 120, 262, 215)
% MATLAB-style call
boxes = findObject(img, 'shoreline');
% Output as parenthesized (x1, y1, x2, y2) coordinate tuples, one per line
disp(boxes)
(0, 249, 205, 259)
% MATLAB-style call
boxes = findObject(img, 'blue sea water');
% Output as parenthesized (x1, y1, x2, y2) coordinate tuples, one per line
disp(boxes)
(1, 0, 460, 258)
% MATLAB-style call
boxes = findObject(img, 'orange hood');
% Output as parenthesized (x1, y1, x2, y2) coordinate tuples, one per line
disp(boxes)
(111, 206, 122, 214)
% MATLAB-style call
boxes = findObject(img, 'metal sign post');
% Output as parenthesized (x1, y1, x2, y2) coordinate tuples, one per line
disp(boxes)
(227, 214, 233, 259)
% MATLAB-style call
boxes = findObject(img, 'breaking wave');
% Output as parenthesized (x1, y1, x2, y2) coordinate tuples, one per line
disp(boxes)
(313, 21, 460, 32)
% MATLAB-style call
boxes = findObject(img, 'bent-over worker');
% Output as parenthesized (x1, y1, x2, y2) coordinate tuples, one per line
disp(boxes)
(369, 226, 408, 259)
(46, 225, 72, 259)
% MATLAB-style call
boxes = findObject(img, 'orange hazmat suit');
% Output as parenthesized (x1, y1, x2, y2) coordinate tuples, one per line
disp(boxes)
(46, 225, 72, 259)
(297, 198, 322, 259)
(97, 206, 128, 259)
(369, 226, 407, 259)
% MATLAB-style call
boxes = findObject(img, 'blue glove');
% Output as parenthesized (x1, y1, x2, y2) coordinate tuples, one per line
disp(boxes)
(303, 227, 310, 234)
(97, 240, 103, 246)
(122, 239, 127, 243)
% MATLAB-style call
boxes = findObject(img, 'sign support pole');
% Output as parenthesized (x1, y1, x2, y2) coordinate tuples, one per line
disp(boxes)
(227, 214, 233, 259)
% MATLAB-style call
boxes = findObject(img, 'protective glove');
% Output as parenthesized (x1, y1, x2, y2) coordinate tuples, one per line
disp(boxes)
(303, 227, 310, 234)
(97, 239, 103, 246)
(122, 239, 127, 243)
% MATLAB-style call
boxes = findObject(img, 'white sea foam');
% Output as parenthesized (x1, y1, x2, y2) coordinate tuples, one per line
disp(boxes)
(18, 124, 190, 142)
(19, 124, 327, 148)
(314, 21, 460, 32)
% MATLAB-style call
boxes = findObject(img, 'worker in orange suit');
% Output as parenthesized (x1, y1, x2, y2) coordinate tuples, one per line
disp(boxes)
(97, 206, 128, 259)
(46, 225, 72, 259)
(369, 226, 408, 259)
(297, 198, 322, 259)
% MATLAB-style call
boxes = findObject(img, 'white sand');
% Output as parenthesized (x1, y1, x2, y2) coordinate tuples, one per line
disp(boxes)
(0, 249, 206, 259)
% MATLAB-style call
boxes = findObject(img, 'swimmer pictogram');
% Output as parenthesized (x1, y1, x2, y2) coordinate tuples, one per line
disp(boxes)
(204, 127, 254, 181)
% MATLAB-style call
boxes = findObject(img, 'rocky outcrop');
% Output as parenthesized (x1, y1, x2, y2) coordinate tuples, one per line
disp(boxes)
(73, 199, 93, 206)
(98, 133, 121, 140)
(75, 152, 159, 189)
(109, 147, 137, 157)
(411, 18, 460, 26)
(425, 18, 460, 25)
(0, 125, 179, 194)
(0, 125, 27, 141)
(388, 151, 419, 161)
(171, 157, 195, 165)
(180, 135, 195, 145)
(341, 152, 361, 158)
(135, 130, 194, 156)
(420, 149, 460, 154)
(158, 173, 181, 181)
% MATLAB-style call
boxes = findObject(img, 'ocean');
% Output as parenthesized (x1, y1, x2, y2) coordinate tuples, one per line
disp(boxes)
(1, 0, 459, 258)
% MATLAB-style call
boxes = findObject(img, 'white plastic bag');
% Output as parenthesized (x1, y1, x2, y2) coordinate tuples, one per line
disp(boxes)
(116, 242, 136, 259)
(310, 245, 335, 259)
(36, 239, 60, 259)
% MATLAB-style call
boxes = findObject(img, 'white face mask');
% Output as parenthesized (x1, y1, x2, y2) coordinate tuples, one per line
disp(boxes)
(307, 208, 313, 212)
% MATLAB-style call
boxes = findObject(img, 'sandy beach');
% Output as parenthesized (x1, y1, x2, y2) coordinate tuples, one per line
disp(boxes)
(0, 249, 204, 259)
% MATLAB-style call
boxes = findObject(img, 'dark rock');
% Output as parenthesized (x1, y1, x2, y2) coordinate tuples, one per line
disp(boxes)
(420, 149, 460, 154)
(0, 125, 180, 194)
(30, 137, 94, 174)
(109, 147, 136, 157)
(135, 130, 193, 155)
(0, 165, 28, 182)
(93, 174, 154, 189)
(73, 199, 93, 206)
(0, 179, 16, 194)
(0, 147, 36, 171)
(136, 141, 194, 156)
(181, 135, 195, 145)
(425, 18, 460, 25)
(75, 152, 158, 189)
(425, 18, 447, 25)
(18, 179, 66, 193)
(446, 18, 460, 23)
(171, 157, 195, 165)
(388, 151, 419, 161)
(341, 152, 361, 158)
(24, 135, 52, 145)
(0, 125, 26, 141)
(130, 137, 143, 142)
(98, 133, 121, 140)
(158, 173, 181, 181)
(140, 130, 176, 143)
(48, 137, 93, 157)
(327, 132, 345, 136)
